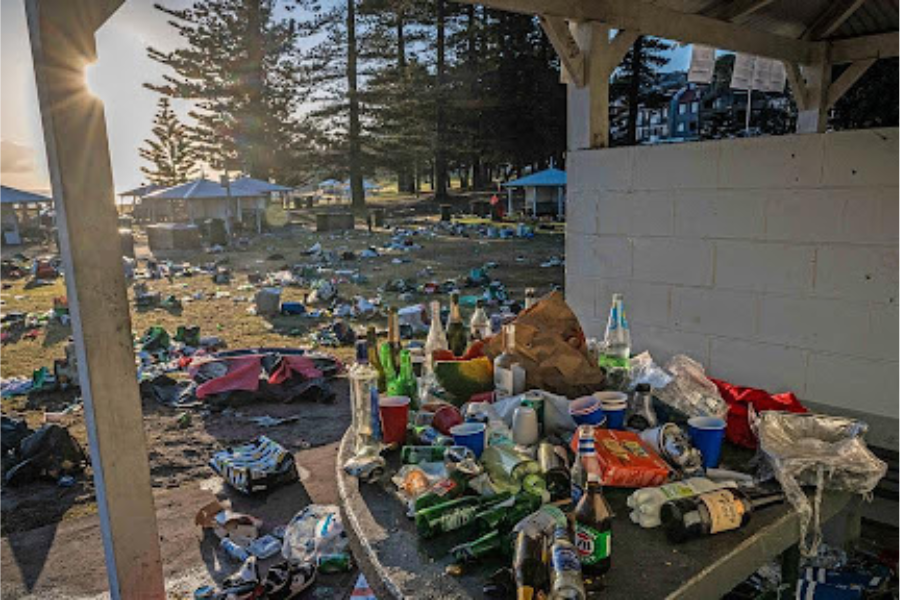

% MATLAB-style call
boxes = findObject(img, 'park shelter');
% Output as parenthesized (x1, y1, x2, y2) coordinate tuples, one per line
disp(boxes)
(1, 185, 52, 245)
(22, 0, 898, 597)
(144, 177, 268, 234)
(501, 167, 566, 217)
(117, 183, 166, 221)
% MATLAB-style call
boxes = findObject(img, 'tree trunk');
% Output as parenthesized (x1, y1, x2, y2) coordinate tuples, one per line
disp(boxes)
(245, 0, 268, 178)
(347, 0, 365, 214)
(627, 36, 644, 146)
(396, 9, 414, 194)
(434, 0, 449, 201)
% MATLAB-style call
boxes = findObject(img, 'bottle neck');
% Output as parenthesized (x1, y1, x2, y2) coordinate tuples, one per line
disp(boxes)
(747, 491, 785, 510)
(388, 312, 400, 343)
(506, 325, 516, 352)
(449, 299, 462, 323)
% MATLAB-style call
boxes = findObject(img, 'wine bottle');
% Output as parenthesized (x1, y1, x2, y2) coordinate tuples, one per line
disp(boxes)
(494, 324, 526, 399)
(469, 299, 492, 340)
(660, 488, 785, 544)
(446, 292, 468, 357)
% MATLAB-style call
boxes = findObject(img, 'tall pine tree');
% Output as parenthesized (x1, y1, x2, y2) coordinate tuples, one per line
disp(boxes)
(146, 0, 316, 183)
(610, 36, 673, 146)
(139, 97, 198, 186)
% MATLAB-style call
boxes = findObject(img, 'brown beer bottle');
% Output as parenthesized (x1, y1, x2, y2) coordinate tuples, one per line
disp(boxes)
(573, 471, 613, 576)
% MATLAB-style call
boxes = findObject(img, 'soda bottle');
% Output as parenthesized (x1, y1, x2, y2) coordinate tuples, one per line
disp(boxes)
(573, 471, 613, 577)
(446, 292, 468, 357)
(548, 527, 586, 600)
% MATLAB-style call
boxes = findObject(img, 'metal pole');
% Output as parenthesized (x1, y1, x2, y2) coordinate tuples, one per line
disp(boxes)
(745, 88, 752, 134)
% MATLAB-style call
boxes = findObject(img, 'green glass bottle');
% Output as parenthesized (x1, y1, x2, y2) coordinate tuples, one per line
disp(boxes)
(387, 349, 418, 402)
(366, 326, 387, 392)
(474, 493, 542, 535)
(446, 292, 468, 357)
(416, 492, 513, 538)
(413, 468, 471, 513)
(402, 445, 450, 464)
(450, 529, 510, 563)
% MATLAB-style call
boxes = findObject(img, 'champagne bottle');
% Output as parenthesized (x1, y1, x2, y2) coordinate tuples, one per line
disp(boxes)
(366, 326, 387, 392)
(424, 300, 448, 373)
(549, 527, 586, 600)
(446, 292, 468, 356)
(469, 299, 492, 340)
(660, 488, 785, 544)
(387, 306, 402, 366)
(573, 471, 613, 577)
(415, 492, 512, 538)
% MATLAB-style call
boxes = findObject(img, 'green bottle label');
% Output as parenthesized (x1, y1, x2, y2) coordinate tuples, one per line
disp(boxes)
(438, 505, 478, 532)
(574, 524, 611, 564)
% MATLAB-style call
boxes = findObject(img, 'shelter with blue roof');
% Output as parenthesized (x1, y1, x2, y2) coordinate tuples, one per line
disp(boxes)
(501, 167, 566, 218)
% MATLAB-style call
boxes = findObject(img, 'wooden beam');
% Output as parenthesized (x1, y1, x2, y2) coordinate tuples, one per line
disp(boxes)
(796, 46, 832, 133)
(540, 15, 585, 87)
(826, 58, 875, 108)
(586, 23, 612, 148)
(24, 1, 166, 599)
(453, 0, 814, 63)
(803, 0, 866, 41)
(783, 61, 809, 111)
(703, 0, 777, 23)
(830, 32, 899, 63)
(607, 30, 640, 69)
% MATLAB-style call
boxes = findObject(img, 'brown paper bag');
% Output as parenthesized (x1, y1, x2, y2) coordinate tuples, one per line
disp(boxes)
(484, 291, 605, 398)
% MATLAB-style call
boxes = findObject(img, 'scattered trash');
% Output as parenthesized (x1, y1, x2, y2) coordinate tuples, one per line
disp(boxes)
(3, 424, 87, 486)
(281, 504, 352, 572)
(209, 436, 299, 494)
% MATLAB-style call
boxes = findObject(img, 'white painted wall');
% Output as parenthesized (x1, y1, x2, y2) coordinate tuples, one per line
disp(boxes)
(565, 128, 899, 447)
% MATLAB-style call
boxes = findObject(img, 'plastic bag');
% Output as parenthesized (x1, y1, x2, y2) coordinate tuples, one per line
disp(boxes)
(491, 389, 576, 437)
(281, 504, 351, 570)
(655, 355, 728, 419)
(753, 411, 887, 556)
(628, 351, 673, 391)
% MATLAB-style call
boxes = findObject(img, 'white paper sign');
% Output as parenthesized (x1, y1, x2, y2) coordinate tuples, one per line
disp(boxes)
(688, 44, 716, 84)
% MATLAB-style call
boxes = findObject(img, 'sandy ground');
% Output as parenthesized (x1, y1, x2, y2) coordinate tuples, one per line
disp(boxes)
(0, 196, 565, 597)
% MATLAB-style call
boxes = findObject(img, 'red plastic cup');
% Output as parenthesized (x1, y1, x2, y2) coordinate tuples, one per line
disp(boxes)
(379, 396, 411, 445)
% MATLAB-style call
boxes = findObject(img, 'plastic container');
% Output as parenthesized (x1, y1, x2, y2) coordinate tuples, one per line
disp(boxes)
(432, 405, 464, 435)
(594, 391, 628, 430)
(450, 422, 487, 458)
(687, 416, 727, 468)
(379, 396, 411, 445)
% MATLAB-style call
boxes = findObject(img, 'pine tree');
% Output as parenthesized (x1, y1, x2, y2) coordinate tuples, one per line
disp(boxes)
(610, 36, 673, 146)
(145, 0, 316, 183)
(139, 97, 198, 186)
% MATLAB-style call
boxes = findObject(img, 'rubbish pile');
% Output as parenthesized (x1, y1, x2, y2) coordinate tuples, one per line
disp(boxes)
(194, 500, 352, 599)
(341, 290, 889, 598)
(1, 417, 87, 486)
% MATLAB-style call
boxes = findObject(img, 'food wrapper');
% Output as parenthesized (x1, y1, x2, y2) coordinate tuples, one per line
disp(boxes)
(571, 429, 669, 488)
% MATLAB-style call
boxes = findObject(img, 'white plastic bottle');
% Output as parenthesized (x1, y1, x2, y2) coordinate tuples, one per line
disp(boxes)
(627, 477, 737, 528)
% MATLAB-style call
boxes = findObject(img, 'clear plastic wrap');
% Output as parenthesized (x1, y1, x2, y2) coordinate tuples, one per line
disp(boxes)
(753, 411, 887, 556)
(654, 355, 728, 419)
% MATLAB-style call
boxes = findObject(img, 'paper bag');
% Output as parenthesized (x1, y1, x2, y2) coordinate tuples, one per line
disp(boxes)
(484, 291, 605, 398)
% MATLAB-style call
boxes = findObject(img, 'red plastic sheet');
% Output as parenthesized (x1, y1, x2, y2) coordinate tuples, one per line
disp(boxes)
(711, 378, 807, 449)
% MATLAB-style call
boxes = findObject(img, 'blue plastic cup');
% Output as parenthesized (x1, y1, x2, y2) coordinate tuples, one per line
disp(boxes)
(687, 417, 727, 468)
(595, 392, 628, 430)
(569, 396, 605, 426)
(450, 422, 487, 458)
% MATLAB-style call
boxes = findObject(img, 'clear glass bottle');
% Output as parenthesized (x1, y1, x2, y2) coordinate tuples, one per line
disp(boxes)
(549, 527, 586, 600)
(494, 324, 526, 399)
(349, 340, 380, 454)
(469, 299, 492, 340)
(602, 293, 631, 368)
(424, 300, 448, 374)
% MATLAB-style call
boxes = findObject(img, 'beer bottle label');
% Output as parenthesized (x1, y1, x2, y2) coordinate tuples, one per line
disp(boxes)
(575, 523, 611, 564)
(433, 479, 457, 497)
(700, 490, 745, 534)
(438, 505, 477, 532)
(551, 546, 581, 573)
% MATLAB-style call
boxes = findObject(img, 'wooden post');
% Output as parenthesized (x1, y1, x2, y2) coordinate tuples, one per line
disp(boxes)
(25, 1, 165, 598)
(796, 45, 832, 133)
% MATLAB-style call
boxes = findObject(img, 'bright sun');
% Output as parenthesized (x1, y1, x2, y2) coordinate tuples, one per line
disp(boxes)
(83, 62, 100, 97)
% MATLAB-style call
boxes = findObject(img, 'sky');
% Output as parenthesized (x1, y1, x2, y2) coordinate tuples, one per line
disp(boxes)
(1, 1, 689, 195)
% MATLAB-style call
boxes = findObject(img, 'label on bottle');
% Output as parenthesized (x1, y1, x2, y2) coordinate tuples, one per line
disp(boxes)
(574, 524, 611, 564)
(660, 482, 696, 501)
(700, 490, 745, 534)
(551, 545, 581, 573)
(438, 505, 477, 532)
(494, 366, 515, 397)
(432, 478, 458, 497)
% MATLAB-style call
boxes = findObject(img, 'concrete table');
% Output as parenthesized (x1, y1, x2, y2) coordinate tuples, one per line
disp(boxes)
(337, 431, 852, 599)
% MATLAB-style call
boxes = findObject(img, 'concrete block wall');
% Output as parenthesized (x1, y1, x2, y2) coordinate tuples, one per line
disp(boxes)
(566, 128, 899, 447)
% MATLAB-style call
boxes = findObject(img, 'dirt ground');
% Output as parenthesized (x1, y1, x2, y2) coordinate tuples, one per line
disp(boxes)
(0, 194, 565, 598)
